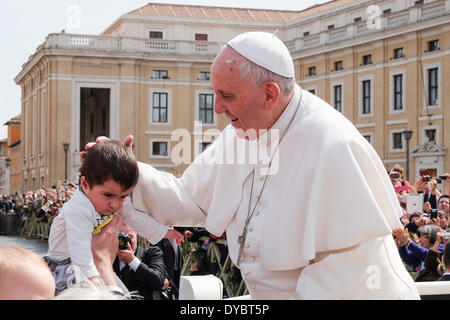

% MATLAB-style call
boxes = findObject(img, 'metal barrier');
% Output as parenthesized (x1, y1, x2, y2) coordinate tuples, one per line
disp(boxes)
(0, 210, 22, 236)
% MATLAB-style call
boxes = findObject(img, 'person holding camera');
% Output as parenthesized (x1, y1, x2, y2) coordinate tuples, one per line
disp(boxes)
(113, 224, 170, 300)
(393, 224, 444, 282)
(44, 140, 183, 295)
(415, 175, 442, 211)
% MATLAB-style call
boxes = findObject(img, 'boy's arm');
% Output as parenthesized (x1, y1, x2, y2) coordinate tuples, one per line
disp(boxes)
(120, 197, 168, 244)
(63, 203, 100, 280)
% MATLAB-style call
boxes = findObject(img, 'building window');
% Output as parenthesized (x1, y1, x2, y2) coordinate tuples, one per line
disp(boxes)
(303, 31, 310, 37)
(152, 70, 168, 79)
(394, 48, 404, 59)
(199, 72, 210, 81)
(354, 17, 362, 23)
(308, 66, 316, 76)
(309, 89, 316, 95)
(195, 33, 208, 41)
(363, 134, 372, 144)
(200, 142, 211, 153)
(425, 129, 436, 143)
(149, 31, 163, 39)
(199, 94, 214, 123)
(152, 141, 168, 157)
(362, 80, 371, 114)
(383, 9, 392, 15)
(393, 132, 403, 150)
(334, 60, 343, 71)
(327, 24, 335, 30)
(415, 0, 424, 5)
(393, 74, 403, 111)
(428, 68, 438, 106)
(428, 39, 439, 52)
(363, 54, 372, 65)
(152, 93, 168, 123)
(333, 85, 342, 112)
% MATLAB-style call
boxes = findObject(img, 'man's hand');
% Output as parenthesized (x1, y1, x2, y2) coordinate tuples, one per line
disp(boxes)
(422, 202, 432, 214)
(117, 242, 135, 264)
(79, 135, 134, 172)
(414, 176, 428, 193)
(392, 227, 411, 246)
(91, 214, 124, 286)
(415, 216, 431, 226)
(165, 229, 185, 246)
(80, 135, 134, 160)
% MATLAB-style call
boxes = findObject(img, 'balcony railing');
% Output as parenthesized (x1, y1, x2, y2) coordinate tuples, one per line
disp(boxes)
(291, 0, 449, 52)
(44, 33, 224, 57)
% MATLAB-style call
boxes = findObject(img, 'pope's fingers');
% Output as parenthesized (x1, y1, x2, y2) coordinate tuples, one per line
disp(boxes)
(96, 136, 110, 143)
(84, 142, 96, 152)
(124, 135, 134, 151)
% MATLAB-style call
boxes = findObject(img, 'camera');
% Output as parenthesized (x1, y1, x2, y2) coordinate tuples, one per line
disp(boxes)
(389, 173, 400, 179)
(423, 176, 431, 182)
(430, 209, 438, 220)
(439, 175, 447, 181)
(436, 178, 443, 184)
(118, 232, 131, 250)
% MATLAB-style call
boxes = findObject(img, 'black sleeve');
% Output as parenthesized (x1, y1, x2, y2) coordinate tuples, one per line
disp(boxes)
(424, 249, 439, 274)
(134, 246, 166, 290)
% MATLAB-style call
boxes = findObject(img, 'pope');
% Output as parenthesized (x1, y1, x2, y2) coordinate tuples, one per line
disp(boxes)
(88, 32, 419, 299)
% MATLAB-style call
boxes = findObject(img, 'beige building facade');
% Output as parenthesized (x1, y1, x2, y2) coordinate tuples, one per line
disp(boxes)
(14, 0, 450, 192)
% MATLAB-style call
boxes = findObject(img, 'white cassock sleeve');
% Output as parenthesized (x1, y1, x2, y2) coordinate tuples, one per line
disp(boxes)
(119, 197, 169, 244)
(131, 162, 208, 227)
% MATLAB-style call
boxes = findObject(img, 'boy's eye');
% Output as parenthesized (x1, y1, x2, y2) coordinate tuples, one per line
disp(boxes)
(104, 193, 113, 198)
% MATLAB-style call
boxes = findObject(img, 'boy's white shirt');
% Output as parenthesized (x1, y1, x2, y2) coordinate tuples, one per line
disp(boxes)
(47, 188, 168, 279)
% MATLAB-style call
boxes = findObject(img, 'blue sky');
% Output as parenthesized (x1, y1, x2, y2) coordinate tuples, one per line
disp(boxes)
(0, 0, 330, 140)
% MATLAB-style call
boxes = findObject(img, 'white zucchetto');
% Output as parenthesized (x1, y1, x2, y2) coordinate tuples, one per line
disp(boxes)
(227, 31, 295, 78)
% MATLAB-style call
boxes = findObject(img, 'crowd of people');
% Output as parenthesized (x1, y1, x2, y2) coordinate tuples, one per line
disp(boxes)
(388, 165, 450, 285)
(0, 179, 237, 300)
(1, 164, 450, 299)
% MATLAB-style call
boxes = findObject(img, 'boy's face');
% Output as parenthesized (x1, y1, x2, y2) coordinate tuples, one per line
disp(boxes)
(80, 177, 133, 216)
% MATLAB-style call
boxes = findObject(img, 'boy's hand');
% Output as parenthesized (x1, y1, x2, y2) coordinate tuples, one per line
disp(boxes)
(165, 229, 185, 246)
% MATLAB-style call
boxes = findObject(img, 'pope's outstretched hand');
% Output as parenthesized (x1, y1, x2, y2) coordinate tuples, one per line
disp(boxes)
(79, 135, 134, 170)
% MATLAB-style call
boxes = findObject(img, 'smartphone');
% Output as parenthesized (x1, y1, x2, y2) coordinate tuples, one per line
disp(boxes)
(430, 209, 438, 219)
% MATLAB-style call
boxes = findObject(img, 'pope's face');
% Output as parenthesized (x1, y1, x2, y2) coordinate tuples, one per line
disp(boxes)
(211, 47, 267, 138)
(81, 177, 132, 216)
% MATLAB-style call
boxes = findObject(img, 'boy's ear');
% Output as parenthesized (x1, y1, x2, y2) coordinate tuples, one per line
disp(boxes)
(80, 176, 89, 190)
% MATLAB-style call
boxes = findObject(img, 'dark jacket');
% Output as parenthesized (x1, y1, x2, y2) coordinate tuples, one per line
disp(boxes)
(113, 245, 166, 300)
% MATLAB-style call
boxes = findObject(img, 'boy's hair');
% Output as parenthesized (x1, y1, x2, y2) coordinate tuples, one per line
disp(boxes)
(80, 140, 139, 191)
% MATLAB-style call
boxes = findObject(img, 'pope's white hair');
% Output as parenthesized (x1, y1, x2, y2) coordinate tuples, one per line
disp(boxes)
(223, 44, 295, 97)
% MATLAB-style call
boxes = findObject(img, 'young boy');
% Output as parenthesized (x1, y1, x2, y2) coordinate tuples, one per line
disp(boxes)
(45, 140, 182, 295)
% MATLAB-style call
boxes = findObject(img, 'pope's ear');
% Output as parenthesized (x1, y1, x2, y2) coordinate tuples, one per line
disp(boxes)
(262, 82, 280, 111)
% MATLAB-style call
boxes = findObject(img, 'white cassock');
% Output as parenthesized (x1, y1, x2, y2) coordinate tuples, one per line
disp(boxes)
(131, 84, 420, 299)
